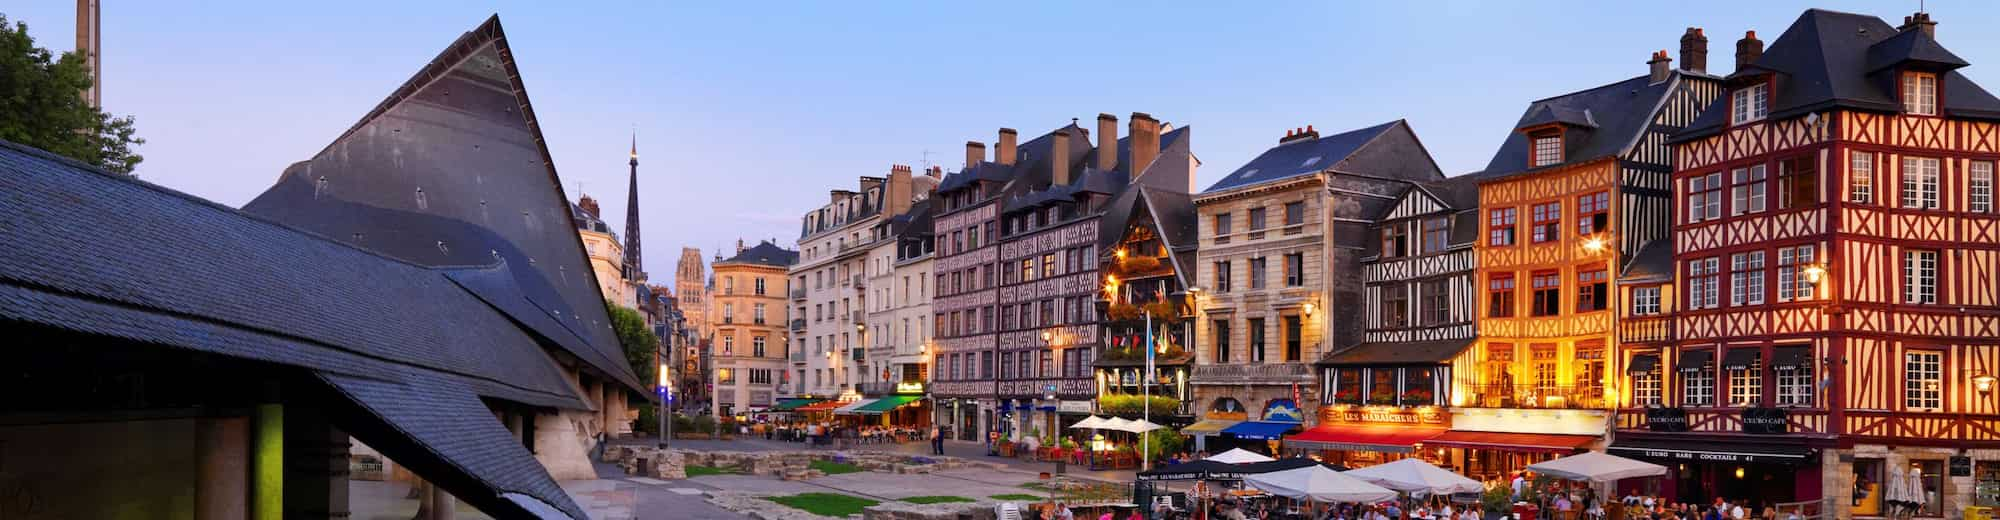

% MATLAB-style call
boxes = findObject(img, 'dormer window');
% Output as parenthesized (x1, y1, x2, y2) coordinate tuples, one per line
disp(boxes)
(1731, 83, 1768, 125)
(1531, 131, 1561, 167)
(1903, 72, 1938, 115)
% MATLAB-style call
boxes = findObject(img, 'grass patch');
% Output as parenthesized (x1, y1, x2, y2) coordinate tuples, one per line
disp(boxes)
(809, 459, 863, 475)
(1018, 482, 1049, 491)
(903, 495, 975, 504)
(989, 493, 1044, 501)
(684, 465, 736, 477)
(765, 493, 880, 517)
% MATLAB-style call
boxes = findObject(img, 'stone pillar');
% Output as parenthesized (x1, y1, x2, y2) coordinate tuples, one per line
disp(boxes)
(196, 416, 250, 520)
(427, 482, 457, 520)
(285, 406, 351, 519)
(252, 404, 284, 520)
(533, 410, 599, 480)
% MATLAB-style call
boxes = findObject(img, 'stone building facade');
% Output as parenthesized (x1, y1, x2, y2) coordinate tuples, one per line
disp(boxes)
(791, 165, 929, 400)
(709, 241, 798, 418)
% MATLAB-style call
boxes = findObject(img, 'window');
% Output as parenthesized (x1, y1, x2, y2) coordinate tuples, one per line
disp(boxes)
(1530, 271, 1561, 316)
(1487, 273, 1516, 318)
(947, 353, 960, 380)
(755, 277, 766, 295)
(722, 335, 735, 355)
(1530, 344, 1559, 395)
(1214, 261, 1232, 292)
(1248, 318, 1266, 363)
(1778, 155, 1818, 208)
(1688, 257, 1721, 309)
(1530, 202, 1562, 243)
(1016, 351, 1028, 379)
(1633, 287, 1662, 315)
(1041, 253, 1056, 278)
(1731, 84, 1768, 124)
(1904, 250, 1938, 304)
(1421, 217, 1449, 254)
(1531, 132, 1561, 167)
(1421, 281, 1451, 325)
(722, 303, 735, 324)
(1249, 257, 1267, 289)
(1039, 350, 1051, 378)
(1731, 165, 1767, 215)
(1213, 320, 1231, 363)
(1727, 350, 1762, 406)
(754, 303, 767, 324)
(1903, 157, 1940, 209)
(1729, 251, 1766, 306)
(1683, 351, 1715, 407)
(1850, 152, 1874, 204)
(1905, 350, 1942, 411)
(1973, 161, 1994, 213)
(1213, 213, 1232, 244)
(718, 368, 734, 384)
(1381, 225, 1408, 258)
(1632, 360, 1662, 406)
(753, 336, 766, 357)
(1283, 315, 1302, 362)
(1019, 259, 1033, 283)
(1284, 201, 1304, 234)
(1777, 245, 1817, 302)
(999, 352, 1013, 379)
(1488, 208, 1517, 246)
(1903, 72, 1938, 116)
(1248, 207, 1267, 240)
(1688, 172, 1723, 223)
(1577, 192, 1609, 235)
(1284, 252, 1304, 287)
(982, 351, 993, 379)
(1381, 284, 1409, 327)
(1776, 348, 1814, 407)
(1576, 269, 1608, 312)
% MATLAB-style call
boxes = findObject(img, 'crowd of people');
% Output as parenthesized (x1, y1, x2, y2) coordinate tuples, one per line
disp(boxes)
(1616, 492, 1806, 520)
(765, 421, 932, 449)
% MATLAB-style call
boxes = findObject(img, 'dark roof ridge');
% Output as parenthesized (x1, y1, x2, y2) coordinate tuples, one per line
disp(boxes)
(1524, 73, 1653, 105)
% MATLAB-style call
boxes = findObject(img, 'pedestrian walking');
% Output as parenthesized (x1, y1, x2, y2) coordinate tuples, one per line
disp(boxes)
(930, 425, 945, 455)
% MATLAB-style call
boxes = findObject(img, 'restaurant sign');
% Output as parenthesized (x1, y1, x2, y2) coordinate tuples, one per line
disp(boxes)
(1741, 407, 1788, 435)
(1263, 399, 1306, 423)
(894, 381, 927, 394)
(1646, 407, 1690, 432)
(1318, 405, 1448, 426)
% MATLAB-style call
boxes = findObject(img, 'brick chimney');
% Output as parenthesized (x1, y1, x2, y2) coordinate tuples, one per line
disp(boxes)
(1279, 125, 1319, 145)
(1129, 113, 1161, 175)
(886, 164, 914, 216)
(1900, 12, 1937, 38)
(1735, 30, 1763, 73)
(1096, 113, 1119, 172)
(1051, 129, 1072, 187)
(578, 195, 600, 219)
(927, 165, 943, 179)
(1680, 27, 1708, 73)
(1649, 50, 1673, 84)
(997, 128, 1019, 166)
(965, 141, 986, 168)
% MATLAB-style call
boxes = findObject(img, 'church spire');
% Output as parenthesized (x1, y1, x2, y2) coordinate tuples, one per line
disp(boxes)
(623, 131, 644, 282)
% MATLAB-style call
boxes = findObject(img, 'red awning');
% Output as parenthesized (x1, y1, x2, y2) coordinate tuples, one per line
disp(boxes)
(1423, 430, 1598, 453)
(1283, 424, 1446, 454)
(795, 400, 848, 412)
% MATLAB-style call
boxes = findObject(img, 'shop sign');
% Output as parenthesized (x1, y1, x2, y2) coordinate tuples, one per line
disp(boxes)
(894, 381, 927, 394)
(1741, 407, 1787, 434)
(1646, 407, 1690, 432)
(1618, 448, 1780, 463)
(1058, 400, 1094, 414)
(1263, 399, 1305, 423)
(1952, 456, 1973, 477)
(1318, 406, 1448, 426)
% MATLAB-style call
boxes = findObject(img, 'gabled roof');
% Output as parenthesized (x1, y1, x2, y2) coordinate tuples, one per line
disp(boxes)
(1204, 121, 1399, 193)
(717, 241, 798, 268)
(240, 15, 640, 393)
(887, 198, 935, 237)
(1618, 237, 1676, 283)
(1097, 185, 1200, 289)
(1319, 338, 1474, 366)
(1481, 73, 1680, 180)
(1679, 10, 2000, 140)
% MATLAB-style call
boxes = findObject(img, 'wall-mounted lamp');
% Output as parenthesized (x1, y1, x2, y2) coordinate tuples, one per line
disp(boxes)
(856, 323, 867, 332)
(1303, 302, 1316, 317)
(1975, 372, 1996, 395)
(1042, 330, 1054, 342)
(1803, 263, 1827, 284)
(1115, 249, 1127, 259)
(1582, 236, 1607, 253)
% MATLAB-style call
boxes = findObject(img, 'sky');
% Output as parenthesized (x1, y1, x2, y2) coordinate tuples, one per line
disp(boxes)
(10, 1, 2000, 289)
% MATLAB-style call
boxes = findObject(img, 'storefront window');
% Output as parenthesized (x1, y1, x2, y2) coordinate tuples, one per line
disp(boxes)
(1978, 461, 2000, 508)
(1369, 369, 1397, 405)
(1915, 460, 1943, 517)
(1405, 368, 1436, 406)
(1853, 458, 1884, 517)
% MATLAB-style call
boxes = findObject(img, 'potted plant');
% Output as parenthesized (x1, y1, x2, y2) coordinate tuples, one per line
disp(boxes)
(1401, 388, 1434, 405)
(1366, 393, 1397, 406)
(1333, 388, 1361, 404)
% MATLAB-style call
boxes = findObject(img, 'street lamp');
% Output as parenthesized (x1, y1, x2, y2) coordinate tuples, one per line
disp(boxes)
(1975, 372, 1997, 395)
(1582, 236, 1607, 253)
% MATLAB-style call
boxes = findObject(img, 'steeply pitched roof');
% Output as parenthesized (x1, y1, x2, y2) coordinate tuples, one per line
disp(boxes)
(1679, 10, 2000, 140)
(240, 15, 641, 393)
(1618, 238, 1676, 283)
(717, 241, 798, 268)
(1203, 121, 1400, 193)
(1481, 74, 1680, 180)
(1319, 338, 1474, 366)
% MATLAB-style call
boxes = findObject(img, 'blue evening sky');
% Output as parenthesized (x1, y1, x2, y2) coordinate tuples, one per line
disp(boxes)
(10, 1, 1998, 288)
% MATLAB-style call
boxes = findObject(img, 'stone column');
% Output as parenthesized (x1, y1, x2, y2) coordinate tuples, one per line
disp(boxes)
(196, 416, 250, 520)
(252, 403, 283, 520)
(285, 406, 351, 519)
(426, 482, 457, 520)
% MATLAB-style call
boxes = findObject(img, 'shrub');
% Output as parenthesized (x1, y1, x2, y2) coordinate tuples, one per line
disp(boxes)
(1098, 394, 1179, 415)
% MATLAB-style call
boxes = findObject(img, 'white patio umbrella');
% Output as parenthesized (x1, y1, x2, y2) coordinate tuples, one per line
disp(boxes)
(1342, 458, 1483, 494)
(1069, 416, 1107, 430)
(1904, 464, 1927, 511)
(1099, 417, 1136, 432)
(1206, 448, 1276, 464)
(1244, 465, 1399, 503)
(1126, 419, 1167, 433)
(1525, 451, 1667, 482)
(1884, 464, 1908, 511)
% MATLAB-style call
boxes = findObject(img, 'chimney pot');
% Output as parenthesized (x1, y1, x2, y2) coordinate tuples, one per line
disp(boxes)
(997, 128, 1019, 166)
(1899, 12, 1937, 38)
(1306, 124, 1314, 133)
(1096, 113, 1119, 172)
(1735, 30, 1764, 73)
(1649, 49, 1672, 83)
(965, 141, 987, 168)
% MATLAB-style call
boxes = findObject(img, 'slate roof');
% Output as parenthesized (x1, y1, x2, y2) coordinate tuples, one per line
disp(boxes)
(1318, 338, 1475, 366)
(1618, 238, 1676, 283)
(716, 241, 798, 268)
(887, 198, 935, 237)
(1204, 121, 1401, 193)
(0, 137, 587, 518)
(1679, 9, 2000, 140)
(1481, 74, 1680, 181)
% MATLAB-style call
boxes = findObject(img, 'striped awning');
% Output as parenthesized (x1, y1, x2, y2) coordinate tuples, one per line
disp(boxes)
(770, 398, 824, 411)
(855, 395, 924, 414)
(833, 398, 879, 415)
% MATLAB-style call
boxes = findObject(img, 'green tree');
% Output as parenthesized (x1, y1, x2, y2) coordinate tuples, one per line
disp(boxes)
(606, 301, 659, 387)
(0, 14, 143, 174)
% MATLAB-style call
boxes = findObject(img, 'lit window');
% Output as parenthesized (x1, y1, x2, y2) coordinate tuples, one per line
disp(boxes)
(1727, 350, 1762, 406)
(1902, 157, 1941, 209)
(1731, 85, 1768, 125)
(1850, 152, 1874, 204)
(1904, 250, 1938, 304)
(1903, 72, 1938, 116)
(1905, 351, 1942, 411)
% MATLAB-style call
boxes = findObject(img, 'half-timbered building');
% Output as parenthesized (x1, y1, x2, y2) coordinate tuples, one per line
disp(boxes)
(1624, 10, 2000, 514)
(1094, 184, 1201, 432)
(1189, 120, 1444, 455)
(1464, 30, 1725, 480)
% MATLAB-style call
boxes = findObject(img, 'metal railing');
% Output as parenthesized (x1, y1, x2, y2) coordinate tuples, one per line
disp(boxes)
(791, 319, 806, 332)
(1619, 315, 1673, 343)
(1190, 363, 1314, 383)
(851, 311, 864, 324)
(791, 287, 807, 300)
(852, 275, 866, 288)
(1459, 383, 1607, 409)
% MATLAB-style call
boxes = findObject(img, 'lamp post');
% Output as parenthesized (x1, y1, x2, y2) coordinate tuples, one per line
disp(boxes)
(659, 362, 673, 448)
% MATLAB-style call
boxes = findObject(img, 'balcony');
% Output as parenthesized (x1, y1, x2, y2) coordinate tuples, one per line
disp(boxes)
(791, 287, 807, 300)
(790, 350, 805, 363)
(791, 319, 806, 332)
(851, 347, 865, 362)
(1459, 384, 1607, 410)
(851, 311, 864, 324)
(852, 274, 866, 288)
(1189, 363, 1315, 385)
(1619, 315, 1673, 343)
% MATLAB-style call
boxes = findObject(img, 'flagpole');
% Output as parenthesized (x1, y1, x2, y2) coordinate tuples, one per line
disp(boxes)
(1143, 310, 1153, 472)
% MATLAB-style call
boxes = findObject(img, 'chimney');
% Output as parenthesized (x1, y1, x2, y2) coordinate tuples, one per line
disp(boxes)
(1051, 129, 1072, 187)
(1900, 12, 1937, 38)
(927, 165, 942, 179)
(1735, 30, 1763, 73)
(997, 128, 1019, 166)
(965, 141, 986, 168)
(886, 164, 914, 216)
(1279, 125, 1319, 145)
(578, 195, 600, 219)
(1096, 113, 1119, 172)
(1680, 27, 1708, 73)
(736, 239, 746, 254)
(1648, 50, 1673, 84)
(1128, 113, 1161, 175)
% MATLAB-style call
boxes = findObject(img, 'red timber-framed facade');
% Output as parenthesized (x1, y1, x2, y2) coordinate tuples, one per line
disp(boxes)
(1633, 10, 2000, 516)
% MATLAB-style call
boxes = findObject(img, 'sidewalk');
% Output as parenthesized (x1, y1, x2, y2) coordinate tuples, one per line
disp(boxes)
(615, 434, 1141, 483)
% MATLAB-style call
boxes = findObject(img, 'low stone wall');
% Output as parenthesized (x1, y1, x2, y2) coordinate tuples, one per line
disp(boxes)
(859, 500, 1003, 520)
(601, 446, 1001, 481)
